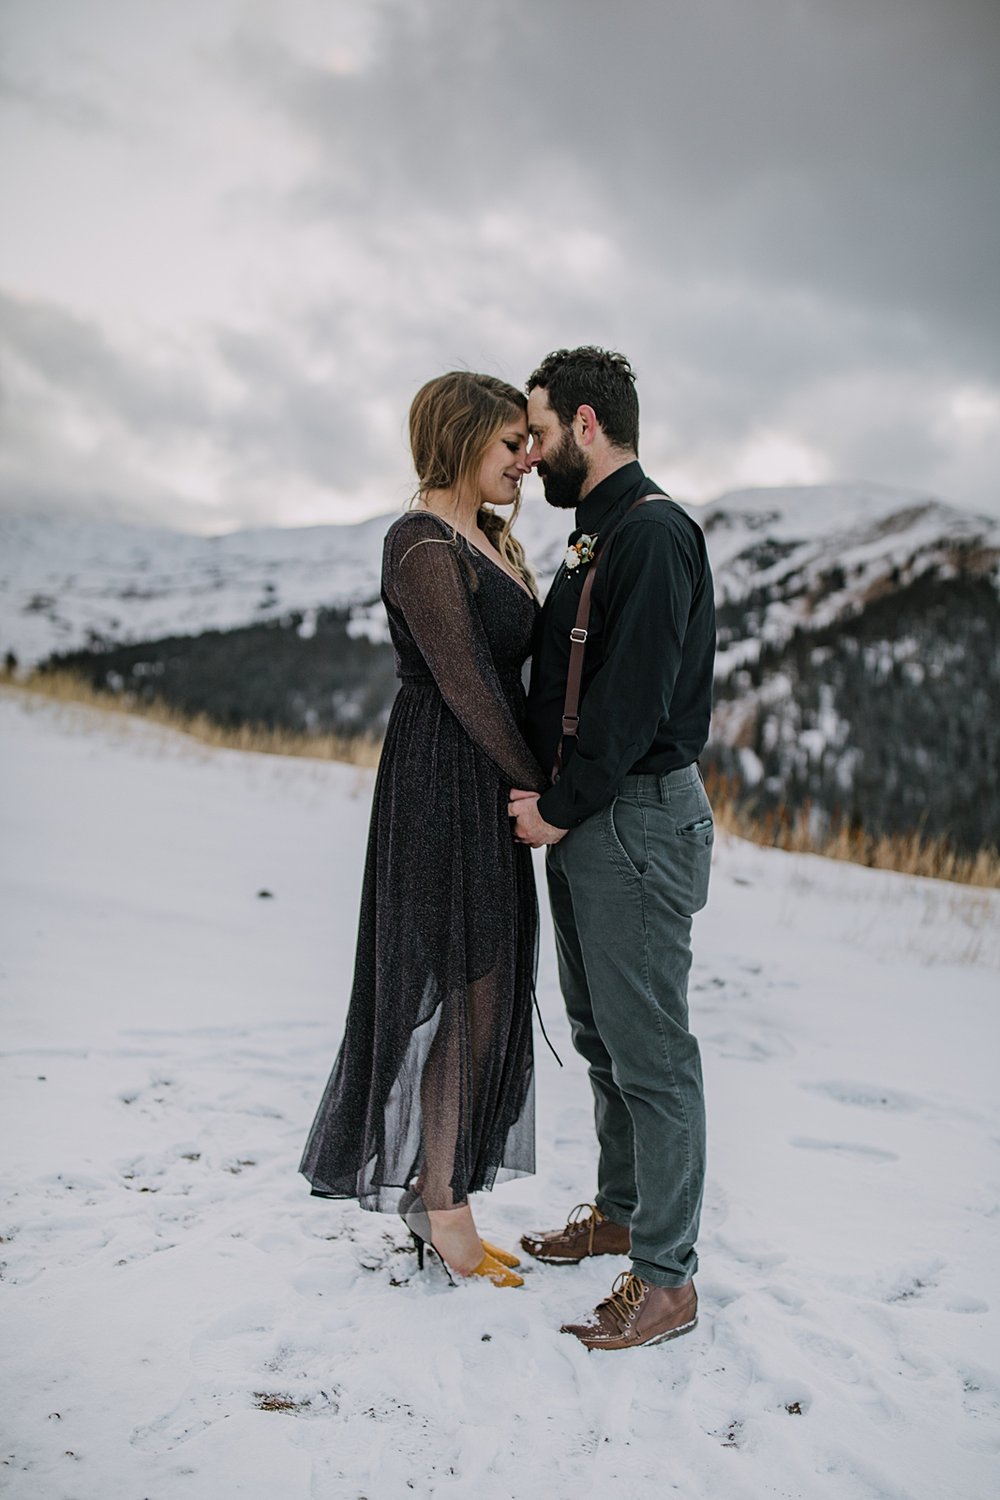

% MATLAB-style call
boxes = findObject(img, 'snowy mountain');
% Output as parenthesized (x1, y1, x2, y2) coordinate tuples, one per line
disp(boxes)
(698, 485, 1000, 852)
(3, 486, 995, 669)
(0, 504, 572, 667)
(3, 483, 997, 849)
(702, 482, 1000, 674)
(2, 482, 996, 669)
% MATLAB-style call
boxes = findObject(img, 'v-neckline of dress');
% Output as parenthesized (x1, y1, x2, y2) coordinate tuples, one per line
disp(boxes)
(413, 509, 535, 602)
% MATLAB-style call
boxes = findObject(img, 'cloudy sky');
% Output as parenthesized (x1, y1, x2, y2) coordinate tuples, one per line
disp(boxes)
(1, 0, 998, 531)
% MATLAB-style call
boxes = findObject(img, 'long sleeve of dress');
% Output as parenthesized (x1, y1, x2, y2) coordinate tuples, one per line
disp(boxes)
(385, 515, 548, 793)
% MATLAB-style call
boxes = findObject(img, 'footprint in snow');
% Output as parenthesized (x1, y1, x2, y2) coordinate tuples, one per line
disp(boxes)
(696, 1277, 743, 1310)
(129, 1387, 229, 1453)
(869, 1259, 945, 1305)
(792, 1329, 899, 1426)
(118, 1074, 181, 1115)
(712, 1234, 788, 1273)
(943, 1293, 989, 1314)
(704, 1027, 796, 1062)
(867, 1263, 987, 1316)
(802, 1078, 979, 1124)
(803, 1079, 919, 1111)
(790, 1137, 898, 1163)
(763, 1283, 805, 1312)
(131, 1383, 337, 1455)
(958, 1367, 1000, 1452)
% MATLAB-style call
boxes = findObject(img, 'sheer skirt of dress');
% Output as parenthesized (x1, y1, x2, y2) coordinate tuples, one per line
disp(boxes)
(299, 511, 548, 1213)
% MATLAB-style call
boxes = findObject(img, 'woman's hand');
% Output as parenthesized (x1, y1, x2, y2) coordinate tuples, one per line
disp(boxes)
(508, 790, 567, 848)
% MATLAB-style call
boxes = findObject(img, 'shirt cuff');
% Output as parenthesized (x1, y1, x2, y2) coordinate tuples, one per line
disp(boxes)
(536, 786, 576, 830)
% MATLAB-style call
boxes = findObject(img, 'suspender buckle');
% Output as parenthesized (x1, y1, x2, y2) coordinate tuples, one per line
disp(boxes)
(570, 627, 588, 643)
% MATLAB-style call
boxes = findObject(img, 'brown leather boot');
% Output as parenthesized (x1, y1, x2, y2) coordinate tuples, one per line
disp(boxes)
(520, 1203, 631, 1263)
(561, 1272, 698, 1350)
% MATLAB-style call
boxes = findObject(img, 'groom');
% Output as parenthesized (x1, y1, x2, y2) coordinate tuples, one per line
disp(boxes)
(509, 347, 716, 1351)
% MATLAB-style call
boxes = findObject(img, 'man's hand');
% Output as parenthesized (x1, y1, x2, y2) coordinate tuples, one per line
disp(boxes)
(508, 790, 568, 848)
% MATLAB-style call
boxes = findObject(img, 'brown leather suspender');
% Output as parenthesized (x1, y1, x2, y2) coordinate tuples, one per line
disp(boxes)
(552, 494, 668, 782)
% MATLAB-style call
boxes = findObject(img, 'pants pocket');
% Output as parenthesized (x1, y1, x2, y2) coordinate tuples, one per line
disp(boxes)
(603, 797, 648, 881)
(667, 788, 714, 915)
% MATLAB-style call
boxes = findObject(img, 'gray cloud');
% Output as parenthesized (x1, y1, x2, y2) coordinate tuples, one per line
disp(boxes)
(229, 0, 1000, 364)
(0, 290, 389, 524)
(0, 63, 117, 134)
(1, 0, 998, 527)
(0, 291, 209, 431)
(204, 0, 1000, 513)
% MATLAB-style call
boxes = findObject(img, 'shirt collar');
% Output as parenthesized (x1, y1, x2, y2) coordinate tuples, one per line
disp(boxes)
(575, 460, 645, 537)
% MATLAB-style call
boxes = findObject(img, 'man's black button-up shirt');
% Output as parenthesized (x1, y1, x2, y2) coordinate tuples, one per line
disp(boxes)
(525, 461, 716, 829)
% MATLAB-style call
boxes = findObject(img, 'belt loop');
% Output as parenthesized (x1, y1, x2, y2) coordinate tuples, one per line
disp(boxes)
(658, 771, 670, 804)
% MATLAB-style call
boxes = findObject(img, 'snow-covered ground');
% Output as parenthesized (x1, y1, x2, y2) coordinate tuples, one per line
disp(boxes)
(1, 687, 998, 1500)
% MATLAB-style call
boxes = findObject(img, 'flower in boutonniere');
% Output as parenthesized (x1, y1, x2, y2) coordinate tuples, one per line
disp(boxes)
(563, 533, 597, 571)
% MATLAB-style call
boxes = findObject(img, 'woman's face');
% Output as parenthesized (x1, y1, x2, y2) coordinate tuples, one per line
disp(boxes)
(477, 415, 531, 508)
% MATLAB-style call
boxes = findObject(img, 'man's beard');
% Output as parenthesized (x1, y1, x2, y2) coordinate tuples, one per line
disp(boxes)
(536, 427, 589, 510)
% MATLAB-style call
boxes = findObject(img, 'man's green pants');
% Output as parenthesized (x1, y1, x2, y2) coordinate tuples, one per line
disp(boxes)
(545, 764, 713, 1288)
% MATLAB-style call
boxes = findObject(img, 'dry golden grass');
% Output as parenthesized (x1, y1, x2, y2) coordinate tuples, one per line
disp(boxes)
(703, 769, 1000, 890)
(7, 670, 997, 888)
(6, 669, 381, 767)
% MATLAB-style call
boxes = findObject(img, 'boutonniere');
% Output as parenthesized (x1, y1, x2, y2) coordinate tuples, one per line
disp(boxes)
(563, 533, 597, 571)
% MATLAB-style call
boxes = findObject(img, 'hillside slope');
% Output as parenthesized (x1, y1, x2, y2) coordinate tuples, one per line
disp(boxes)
(4, 483, 997, 849)
(1, 687, 997, 1499)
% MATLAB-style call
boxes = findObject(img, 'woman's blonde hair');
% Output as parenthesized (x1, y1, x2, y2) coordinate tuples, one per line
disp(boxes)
(408, 371, 537, 596)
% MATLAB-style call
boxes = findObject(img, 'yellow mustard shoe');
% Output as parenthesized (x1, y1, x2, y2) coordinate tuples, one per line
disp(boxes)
(468, 1252, 524, 1288)
(481, 1240, 521, 1269)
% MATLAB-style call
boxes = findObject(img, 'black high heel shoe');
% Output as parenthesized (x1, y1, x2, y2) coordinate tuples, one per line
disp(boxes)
(399, 1190, 457, 1284)
(406, 1225, 456, 1285)
(399, 1193, 523, 1288)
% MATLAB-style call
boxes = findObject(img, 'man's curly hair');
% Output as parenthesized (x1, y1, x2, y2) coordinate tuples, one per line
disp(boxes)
(527, 347, 639, 452)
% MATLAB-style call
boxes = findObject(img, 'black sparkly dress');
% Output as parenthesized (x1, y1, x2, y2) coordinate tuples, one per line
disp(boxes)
(300, 510, 548, 1213)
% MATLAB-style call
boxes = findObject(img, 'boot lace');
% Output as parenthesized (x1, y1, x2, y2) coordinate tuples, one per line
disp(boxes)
(564, 1203, 606, 1254)
(598, 1271, 646, 1329)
